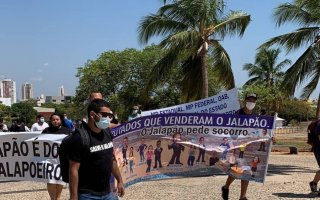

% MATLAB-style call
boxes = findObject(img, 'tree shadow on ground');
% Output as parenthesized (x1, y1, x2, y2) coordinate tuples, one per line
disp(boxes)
(273, 192, 318, 199)
(266, 164, 314, 176)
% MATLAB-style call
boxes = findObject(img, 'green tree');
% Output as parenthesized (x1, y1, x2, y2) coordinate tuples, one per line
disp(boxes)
(241, 84, 287, 115)
(11, 101, 37, 127)
(75, 45, 225, 121)
(278, 99, 316, 122)
(243, 47, 291, 87)
(138, 0, 250, 101)
(74, 46, 181, 121)
(261, 0, 320, 118)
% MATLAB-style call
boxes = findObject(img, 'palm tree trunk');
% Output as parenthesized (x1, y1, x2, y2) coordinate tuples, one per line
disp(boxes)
(317, 92, 320, 119)
(201, 55, 208, 98)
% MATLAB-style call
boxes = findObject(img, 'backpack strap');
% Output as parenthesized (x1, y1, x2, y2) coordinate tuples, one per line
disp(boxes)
(76, 124, 91, 152)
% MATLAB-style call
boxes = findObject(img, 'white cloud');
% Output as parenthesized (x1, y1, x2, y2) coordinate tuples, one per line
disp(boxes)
(31, 75, 43, 82)
(43, 63, 49, 67)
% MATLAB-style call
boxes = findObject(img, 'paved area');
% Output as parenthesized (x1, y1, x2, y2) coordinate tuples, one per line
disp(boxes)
(0, 152, 318, 200)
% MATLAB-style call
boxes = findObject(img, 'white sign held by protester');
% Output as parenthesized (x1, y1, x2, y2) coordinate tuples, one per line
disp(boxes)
(142, 88, 240, 116)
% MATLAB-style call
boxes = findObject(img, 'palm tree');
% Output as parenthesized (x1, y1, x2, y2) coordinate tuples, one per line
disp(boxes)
(261, 0, 320, 118)
(138, 0, 250, 101)
(243, 47, 291, 87)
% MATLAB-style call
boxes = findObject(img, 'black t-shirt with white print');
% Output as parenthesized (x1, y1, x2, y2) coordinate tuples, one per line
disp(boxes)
(68, 122, 113, 196)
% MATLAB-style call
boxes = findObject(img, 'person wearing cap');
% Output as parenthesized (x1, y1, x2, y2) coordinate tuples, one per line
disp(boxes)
(128, 105, 141, 121)
(221, 93, 257, 200)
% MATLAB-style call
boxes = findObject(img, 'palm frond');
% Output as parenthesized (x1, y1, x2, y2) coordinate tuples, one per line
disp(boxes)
(209, 11, 251, 40)
(282, 44, 319, 95)
(274, 3, 317, 26)
(138, 14, 188, 44)
(301, 70, 320, 98)
(259, 27, 319, 53)
(210, 41, 234, 88)
(146, 48, 181, 91)
(181, 55, 203, 101)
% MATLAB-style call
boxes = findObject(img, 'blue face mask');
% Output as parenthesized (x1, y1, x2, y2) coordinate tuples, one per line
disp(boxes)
(95, 117, 111, 129)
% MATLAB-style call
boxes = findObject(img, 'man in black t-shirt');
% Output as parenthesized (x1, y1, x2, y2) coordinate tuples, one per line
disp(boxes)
(68, 99, 124, 200)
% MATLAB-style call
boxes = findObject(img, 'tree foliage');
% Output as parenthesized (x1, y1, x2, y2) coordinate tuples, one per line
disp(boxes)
(138, 0, 250, 100)
(10, 101, 37, 126)
(74, 45, 223, 121)
(243, 47, 291, 87)
(261, 0, 320, 117)
(74, 45, 180, 121)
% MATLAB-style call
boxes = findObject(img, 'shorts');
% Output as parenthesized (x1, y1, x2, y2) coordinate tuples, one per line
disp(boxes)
(314, 146, 320, 167)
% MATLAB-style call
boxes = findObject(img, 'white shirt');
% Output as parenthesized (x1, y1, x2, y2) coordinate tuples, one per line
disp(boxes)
(31, 122, 49, 132)
(0, 124, 8, 132)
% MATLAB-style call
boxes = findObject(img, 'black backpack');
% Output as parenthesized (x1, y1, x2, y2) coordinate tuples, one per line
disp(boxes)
(58, 126, 90, 183)
(307, 120, 320, 146)
(58, 125, 113, 183)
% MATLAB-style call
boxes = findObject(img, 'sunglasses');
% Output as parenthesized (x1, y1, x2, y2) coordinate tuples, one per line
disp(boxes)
(97, 112, 114, 119)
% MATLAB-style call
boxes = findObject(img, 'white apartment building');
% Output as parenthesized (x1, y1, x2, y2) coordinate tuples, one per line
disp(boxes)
(1, 79, 16, 104)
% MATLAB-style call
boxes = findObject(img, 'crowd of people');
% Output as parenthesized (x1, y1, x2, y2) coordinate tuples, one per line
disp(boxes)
(1, 91, 320, 200)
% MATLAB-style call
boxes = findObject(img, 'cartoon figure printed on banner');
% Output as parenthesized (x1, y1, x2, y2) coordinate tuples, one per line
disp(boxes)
(153, 140, 163, 168)
(238, 142, 247, 159)
(146, 145, 153, 174)
(258, 129, 268, 152)
(220, 137, 230, 160)
(209, 151, 220, 166)
(167, 132, 185, 166)
(122, 137, 129, 166)
(137, 137, 148, 163)
(128, 147, 135, 175)
(251, 156, 260, 177)
(196, 136, 206, 163)
(187, 145, 197, 166)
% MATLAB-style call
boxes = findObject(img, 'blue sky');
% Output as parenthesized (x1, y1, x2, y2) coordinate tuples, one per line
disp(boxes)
(0, 0, 317, 100)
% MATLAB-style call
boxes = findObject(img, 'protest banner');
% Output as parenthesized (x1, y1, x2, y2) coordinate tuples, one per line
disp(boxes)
(111, 113, 275, 187)
(0, 113, 274, 188)
(141, 88, 240, 116)
(0, 132, 65, 185)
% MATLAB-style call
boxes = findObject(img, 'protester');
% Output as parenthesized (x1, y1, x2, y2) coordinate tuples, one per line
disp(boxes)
(88, 91, 120, 128)
(9, 118, 30, 132)
(68, 99, 124, 200)
(31, 114, 49, 132)
(0, 117, 8, 132)
(42, 113, 70, 200)
(221, 93, 257, 200)
(87, 91, 121, 199)
(309, 120, 320, 194)
(63, 113, 74, 131)
(128, 105, 141, 121)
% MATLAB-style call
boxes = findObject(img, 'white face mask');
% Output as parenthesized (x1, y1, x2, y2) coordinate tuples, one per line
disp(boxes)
(95, 117, 111, 129)
(246, 102, 256, 110)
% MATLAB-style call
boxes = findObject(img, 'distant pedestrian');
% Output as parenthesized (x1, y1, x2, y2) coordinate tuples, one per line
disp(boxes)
(0, 117, 8, 132)
(42, 113, 70, 200)
(31, 114, 49, 132)
(63, 113, 74, 131)
(128, 105, 141, 121)
(9, 118, 30, 132)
